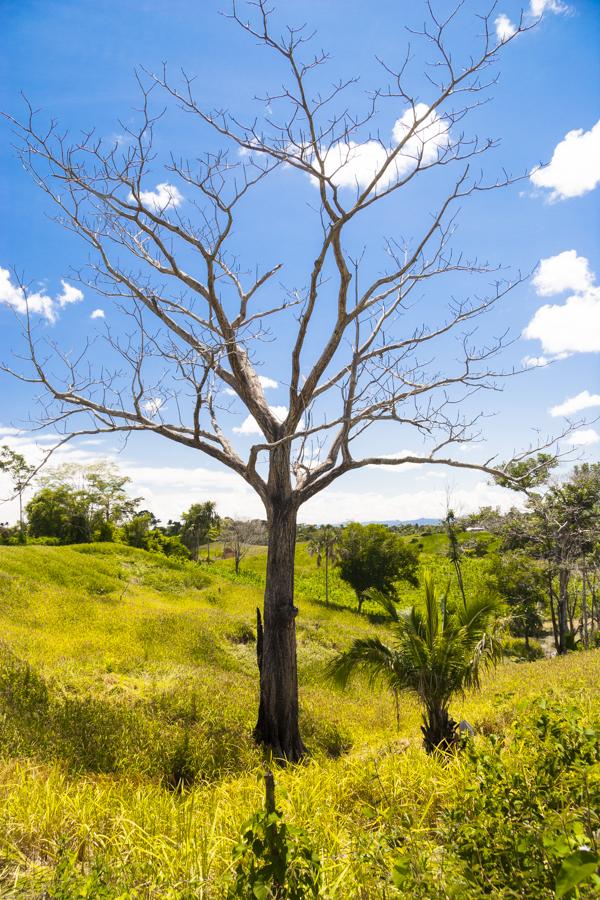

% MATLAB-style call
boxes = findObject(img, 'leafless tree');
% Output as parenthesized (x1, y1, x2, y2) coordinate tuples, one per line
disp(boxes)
(222, 517, 267, 573)
(3, 2, 570, 758)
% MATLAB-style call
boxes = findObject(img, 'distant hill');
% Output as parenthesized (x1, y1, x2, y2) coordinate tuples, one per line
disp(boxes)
(313, 517, 442, 527)
(377, 518, 441, 527)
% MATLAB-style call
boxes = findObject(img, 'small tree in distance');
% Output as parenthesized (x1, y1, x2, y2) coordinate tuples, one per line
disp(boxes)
(337, 523, 419, 613)
(0, 446, 35, 541)
(3, 4, 571, 758)
(487, 551, 545, 651)
(308, 525, 340, 606)
(223, 518, 266, 574)
(181, 501, 220, 562)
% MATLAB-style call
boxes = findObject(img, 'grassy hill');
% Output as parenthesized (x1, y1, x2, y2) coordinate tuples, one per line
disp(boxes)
(0, 542, 598, 897)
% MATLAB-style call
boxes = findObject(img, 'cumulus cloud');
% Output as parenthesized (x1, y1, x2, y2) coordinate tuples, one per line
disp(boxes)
(57, 280, 84, 307)
(233, 405, 288, 436)
(495, 14, 517, 42)
(90, 308, 105, 319)
(0, 268, 84, 324)
(320, 103, 450, 191)
(530, 120, 600, 201)
(524, 288, 600, 355)
(551, 391, 600, 417)
(136, 182, 183, 211)
(302, 479, 523, 524)
(522, 354, 550, 368)
(532, 250, 594, 297)
(568, 428, 600, 447)
(524, 251, 600, 355)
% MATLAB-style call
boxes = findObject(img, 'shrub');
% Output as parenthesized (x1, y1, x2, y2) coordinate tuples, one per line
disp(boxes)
(229, 773, 321, 899)
(390, 699, 600, 897)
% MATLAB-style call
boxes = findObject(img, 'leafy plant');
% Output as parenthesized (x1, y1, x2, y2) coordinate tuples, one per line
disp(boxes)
(329, 571, 503, 751)
(229, 772, 321, 899)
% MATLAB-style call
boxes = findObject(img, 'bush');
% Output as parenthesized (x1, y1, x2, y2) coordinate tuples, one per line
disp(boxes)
(229, 774, 321, 899)
(390, 698, 600, 897)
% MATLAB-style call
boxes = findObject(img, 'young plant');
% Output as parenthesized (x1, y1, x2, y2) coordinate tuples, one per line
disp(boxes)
(328, 572, 503, 751)
(229, 770, 321, 899)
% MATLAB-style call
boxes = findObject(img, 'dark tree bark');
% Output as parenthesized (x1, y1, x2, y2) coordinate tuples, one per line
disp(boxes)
(253, 449, 305, 761)
(421, 704, 458, 754)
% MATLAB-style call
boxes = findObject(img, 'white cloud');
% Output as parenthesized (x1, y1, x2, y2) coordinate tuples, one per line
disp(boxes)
(524, 287, 600, 355)
(530, 120, 600, 201)
(495, 0, 569, 46)
(0, 269, 86, 324)
(121, 463, 262, 522)
(302, 479, 522, 524)
(522, 355, 549, 368)
(524, 251, 600, 355)
(233, 405, 288, 436)
(90, 309, 105, 319)
(225, 375, 278, 397)
(529, 0, 569, 14)
(136, 183, 183, 212)
(568, 428, 600, 447)
(495, 14, 517, 41)
(57, 280, 84, 307)
(0, 267, 56, 323)
(532, 250, 594, 297)
(550, 390, 600, 417)
(320, 103, 449, 191)
(258, 375, 278, 390)
(142, 398, 164, 417)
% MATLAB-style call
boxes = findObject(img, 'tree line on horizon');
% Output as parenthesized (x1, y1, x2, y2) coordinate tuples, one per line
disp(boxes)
(2, 448, 599, 658)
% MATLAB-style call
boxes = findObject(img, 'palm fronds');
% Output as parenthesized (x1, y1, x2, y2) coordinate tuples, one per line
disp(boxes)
(328, 570, 503, 751)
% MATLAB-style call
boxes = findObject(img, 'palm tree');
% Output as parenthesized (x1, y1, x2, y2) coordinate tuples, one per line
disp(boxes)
(328, 572, 503, 752)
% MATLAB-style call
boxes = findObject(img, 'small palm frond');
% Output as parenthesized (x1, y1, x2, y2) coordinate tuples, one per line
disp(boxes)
(365, 588, 399, 620)
(326, 637, 401, 691)
(422, 571, 439, 647)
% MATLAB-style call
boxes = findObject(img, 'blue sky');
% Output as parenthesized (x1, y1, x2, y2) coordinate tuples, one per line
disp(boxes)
(1, 0, 599, 524)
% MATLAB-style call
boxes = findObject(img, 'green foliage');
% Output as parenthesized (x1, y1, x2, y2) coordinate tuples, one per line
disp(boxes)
(388, 698, 599, 897)
(48, 841, 114, 899)
(121, 511, 154, 549)
(494, 452, 558, 490)
(0, 541, 598, 897)
(229, 777, 321, 899)
(337, 523, 419, 611)
(181, 501, 220, 561)
(487, 550, 546, 641)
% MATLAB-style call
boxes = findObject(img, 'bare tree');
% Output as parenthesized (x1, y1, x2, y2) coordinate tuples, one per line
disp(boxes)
(3, 3, 568, 758)
(223, 518, 267, 574)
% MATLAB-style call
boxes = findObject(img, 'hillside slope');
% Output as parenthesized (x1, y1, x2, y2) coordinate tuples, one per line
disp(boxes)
(0, 544, 598, 897)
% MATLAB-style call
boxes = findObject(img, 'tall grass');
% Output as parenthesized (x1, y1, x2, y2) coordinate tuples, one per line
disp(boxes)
(0, 542, 598, 896)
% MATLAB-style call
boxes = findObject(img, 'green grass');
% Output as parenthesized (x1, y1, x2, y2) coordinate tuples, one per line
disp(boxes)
(0, 541, 598, 897)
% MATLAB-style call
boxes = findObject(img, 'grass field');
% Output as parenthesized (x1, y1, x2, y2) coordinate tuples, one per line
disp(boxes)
(0, 541, 598, 897)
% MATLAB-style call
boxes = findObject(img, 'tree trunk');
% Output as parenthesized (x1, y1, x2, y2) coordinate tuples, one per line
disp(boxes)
(547, 569, 559, 654)
(254, 455, 305, 761)
(557, 567, 569, 654)
(421, 704, 457, 754)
